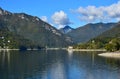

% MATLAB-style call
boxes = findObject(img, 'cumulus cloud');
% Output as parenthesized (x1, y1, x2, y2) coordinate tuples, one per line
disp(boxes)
(51, 11, 72, 29)
(41, 16, 48, 22)
(105, 1, 120, 19)
(73, 1, 120, 22)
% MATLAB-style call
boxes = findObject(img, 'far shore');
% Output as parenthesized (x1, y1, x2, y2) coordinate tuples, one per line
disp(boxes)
(0, 48, 67, 51)
(68, 49, 106, 52)
(0, 48, 107, 51)
(0, 49, 19, 51)
(98, 51, 120, 58)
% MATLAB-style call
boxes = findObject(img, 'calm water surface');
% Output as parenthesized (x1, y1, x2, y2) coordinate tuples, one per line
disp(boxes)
(0, 50, 120, 79)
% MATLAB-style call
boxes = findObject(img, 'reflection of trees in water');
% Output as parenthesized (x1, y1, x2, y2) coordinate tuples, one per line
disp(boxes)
(0, 50, 11, 79)
(106, 58, 120, 68)
(0, 50, 48, 78)
(0, 50, 10, 68)
(0, 50, 68, 79)
(0, 50, 120, 79)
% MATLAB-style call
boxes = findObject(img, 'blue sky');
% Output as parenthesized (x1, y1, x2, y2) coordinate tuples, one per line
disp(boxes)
(0, 0, 120, 28)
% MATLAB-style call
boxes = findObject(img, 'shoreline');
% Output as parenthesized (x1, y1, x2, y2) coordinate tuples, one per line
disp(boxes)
(98, 52, 120, 58)
(0, 48, 67, 51)
(0, 49, 19, 50)
(0, 48, 107, 51)
(68, 49, 106, 52)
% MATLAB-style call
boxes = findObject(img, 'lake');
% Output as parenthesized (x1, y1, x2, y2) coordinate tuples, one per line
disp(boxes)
(0, 50, 120, 79)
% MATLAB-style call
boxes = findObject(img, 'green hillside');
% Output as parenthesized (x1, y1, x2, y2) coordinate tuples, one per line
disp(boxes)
(73, 23, 120, 51)
(0, 8, 73, 48)
(67, 23, 116, 43)
(0, 21, 34, 49)
(98, 23, 120, 38)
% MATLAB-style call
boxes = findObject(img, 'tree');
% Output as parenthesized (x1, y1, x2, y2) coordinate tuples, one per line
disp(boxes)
(105, 44, 114, 52)
(105, 38, 120, 51)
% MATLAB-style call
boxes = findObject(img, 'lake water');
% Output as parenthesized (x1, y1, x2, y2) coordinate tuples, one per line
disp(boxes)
(0, 50, 120, 79)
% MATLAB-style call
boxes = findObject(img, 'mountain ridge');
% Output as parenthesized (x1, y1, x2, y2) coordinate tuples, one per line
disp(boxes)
(67, 22, 116, 43)
(0, 7, 73, 48)
(97, 23, 120, 38)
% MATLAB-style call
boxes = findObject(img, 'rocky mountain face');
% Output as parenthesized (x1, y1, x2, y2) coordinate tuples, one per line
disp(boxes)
(67, 23, 116, 43)
(0, 7, 73, 48)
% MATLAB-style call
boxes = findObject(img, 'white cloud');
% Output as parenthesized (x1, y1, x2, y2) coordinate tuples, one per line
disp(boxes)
(51, 11, 72, 29)
(105, 1, 120, 19)
(73, 1, 120, 22)
(41, 16, 48, 22)
(77, 6, 104, 22)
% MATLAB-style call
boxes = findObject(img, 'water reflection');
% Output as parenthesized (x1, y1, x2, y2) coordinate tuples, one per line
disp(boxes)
(0, 50, 47, 79)
(0, 50, 120, 79)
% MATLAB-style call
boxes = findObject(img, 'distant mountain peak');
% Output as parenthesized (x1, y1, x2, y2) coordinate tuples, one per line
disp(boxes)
(59, 25, 74, 34)
(64, 25, 71, 28)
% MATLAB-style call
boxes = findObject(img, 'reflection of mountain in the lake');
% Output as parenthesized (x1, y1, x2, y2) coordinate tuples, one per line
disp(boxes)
(0, 50, 69, 79)
(0, 50, 47, 79)
(0, 50, 120, 79)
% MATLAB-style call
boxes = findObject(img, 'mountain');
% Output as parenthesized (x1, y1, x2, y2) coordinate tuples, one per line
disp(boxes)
(98, 23, 120, 38)
(73, 22, 120, 49)
(95, 23, 120, 50)
(59, 25, 74, 34)
(0, 22, 34, 49)
(86, 22, 120, 49)
(67, 22, 116, 43)
(0, 7, 73, 48)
